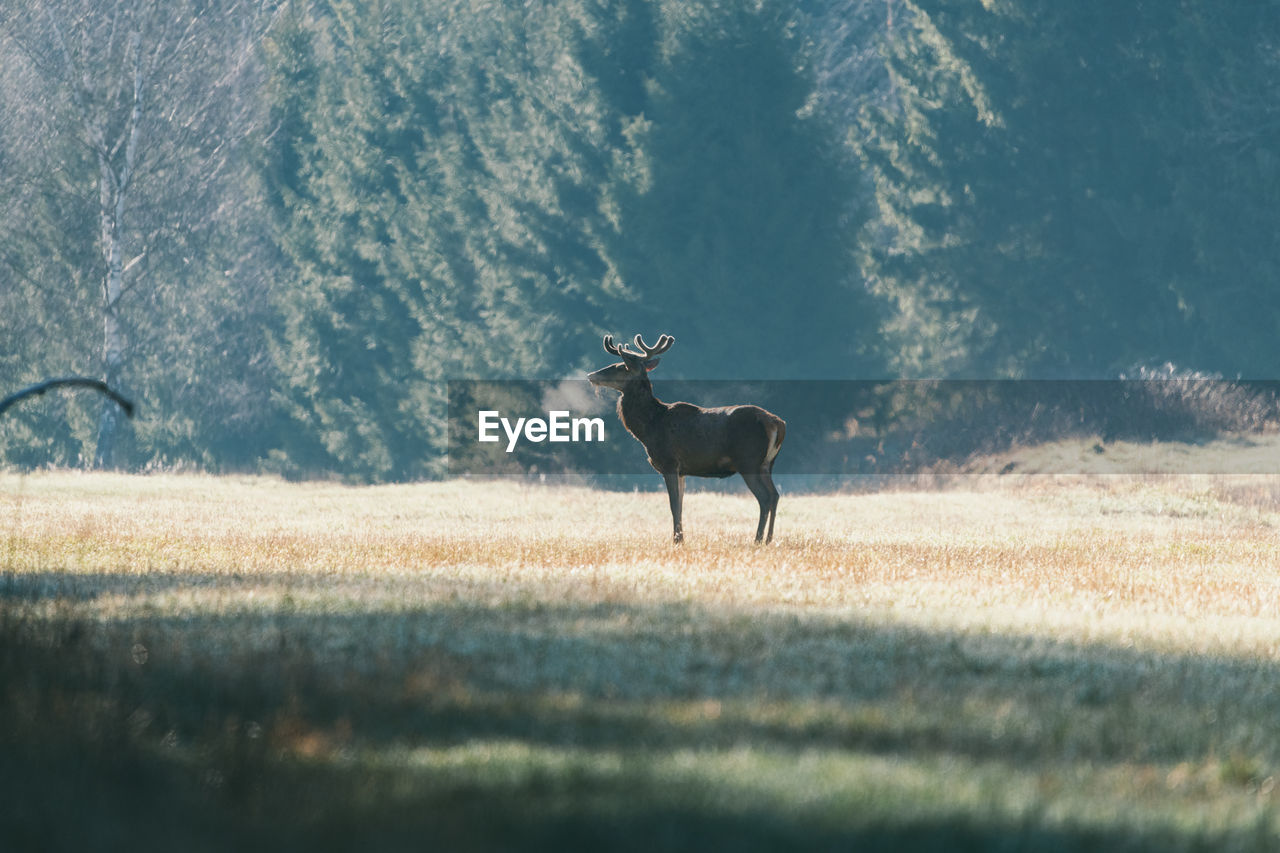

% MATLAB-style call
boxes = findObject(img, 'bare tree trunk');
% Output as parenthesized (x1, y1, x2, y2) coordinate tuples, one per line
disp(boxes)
(92, 32, 142, 469)
(94, 242, 126, 467)
(93, 157, 131, 467)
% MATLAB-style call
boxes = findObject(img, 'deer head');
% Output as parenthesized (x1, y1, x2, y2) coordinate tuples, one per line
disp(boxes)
(587, 334, 675, 392)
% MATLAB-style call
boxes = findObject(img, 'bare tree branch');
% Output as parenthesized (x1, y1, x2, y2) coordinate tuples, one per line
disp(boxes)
(0, 377, 135, 418)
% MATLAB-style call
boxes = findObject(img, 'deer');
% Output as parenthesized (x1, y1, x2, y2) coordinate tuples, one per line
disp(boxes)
(588, 334, 785, 544)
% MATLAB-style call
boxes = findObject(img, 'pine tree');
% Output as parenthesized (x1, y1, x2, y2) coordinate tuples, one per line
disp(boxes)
(605, 0, 883, 380)
(855, 0, 1280, 378)
(264, 0, 628, 479)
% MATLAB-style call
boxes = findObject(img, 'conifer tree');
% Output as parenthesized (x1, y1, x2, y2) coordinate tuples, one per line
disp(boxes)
(855, 0, 1280, 378)
(264, 0, 627, 479)
(606, 0, 882, 379)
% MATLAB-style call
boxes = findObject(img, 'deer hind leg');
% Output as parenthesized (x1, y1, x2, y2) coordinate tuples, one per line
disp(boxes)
(741, 470, 776, 543)
(663, 471, 685, 544)
(762, 467, 780, 543)
(760, 420, 783, 542)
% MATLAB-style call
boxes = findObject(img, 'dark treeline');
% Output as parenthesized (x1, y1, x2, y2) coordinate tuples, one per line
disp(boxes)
(2, 0, 1278, 480)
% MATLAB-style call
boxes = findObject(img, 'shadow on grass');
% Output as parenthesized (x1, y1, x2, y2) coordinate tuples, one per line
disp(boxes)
(4, 570, 1279, 851)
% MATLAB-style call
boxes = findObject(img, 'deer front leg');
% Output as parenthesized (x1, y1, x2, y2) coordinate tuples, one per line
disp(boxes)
(663, 471, 684, 543)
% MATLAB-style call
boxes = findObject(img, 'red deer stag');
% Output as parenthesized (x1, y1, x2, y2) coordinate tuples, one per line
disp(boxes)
(588, 334, 785, 543)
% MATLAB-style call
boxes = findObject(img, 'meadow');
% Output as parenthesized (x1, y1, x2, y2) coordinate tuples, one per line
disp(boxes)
(3, 468, 1280, 850)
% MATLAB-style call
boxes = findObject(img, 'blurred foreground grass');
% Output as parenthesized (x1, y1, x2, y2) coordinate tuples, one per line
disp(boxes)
(3, 471, 1280, 850)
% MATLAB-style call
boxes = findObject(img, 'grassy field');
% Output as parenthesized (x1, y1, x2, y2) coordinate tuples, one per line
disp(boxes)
(4, 469, 1280, 850)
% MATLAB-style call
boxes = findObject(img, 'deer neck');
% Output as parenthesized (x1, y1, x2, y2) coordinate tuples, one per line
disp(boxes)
(618, 378, 665, 443)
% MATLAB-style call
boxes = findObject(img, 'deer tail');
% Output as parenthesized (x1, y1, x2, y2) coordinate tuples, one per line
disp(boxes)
(763, 418, 784, 466)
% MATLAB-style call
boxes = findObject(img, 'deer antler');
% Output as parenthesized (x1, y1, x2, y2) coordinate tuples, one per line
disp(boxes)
(633, 334, 675, 358)
(603, 335, 631, 358)
(604, 333, 675, 360)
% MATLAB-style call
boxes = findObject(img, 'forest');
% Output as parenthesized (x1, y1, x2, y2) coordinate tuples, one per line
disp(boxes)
(2, 0, 1279, 481)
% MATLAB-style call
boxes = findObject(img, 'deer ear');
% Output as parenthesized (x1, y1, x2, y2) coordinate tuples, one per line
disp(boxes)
(644, 357, 660, 371)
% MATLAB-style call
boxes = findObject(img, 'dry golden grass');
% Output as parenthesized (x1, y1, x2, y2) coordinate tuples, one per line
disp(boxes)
(8, 471, 1278, 648)
(4, 470, 1280, 850)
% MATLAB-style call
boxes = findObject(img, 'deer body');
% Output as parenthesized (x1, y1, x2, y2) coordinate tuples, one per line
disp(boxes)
(589, 334, 785, 543)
